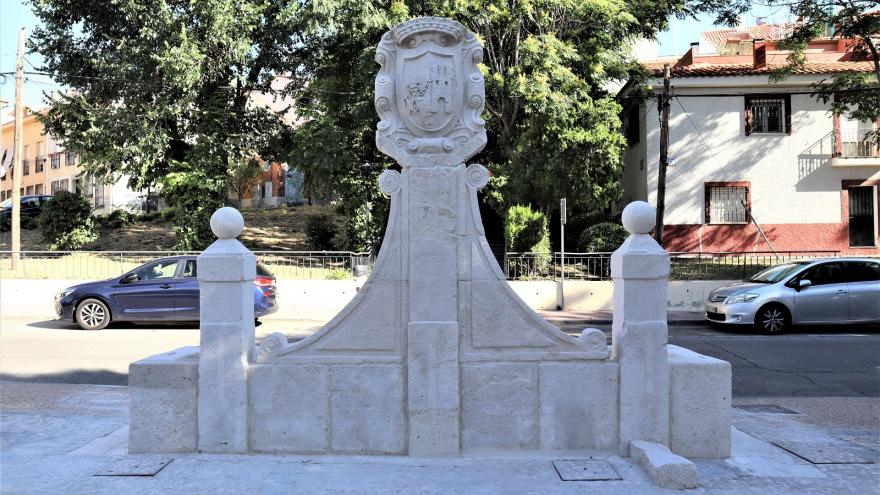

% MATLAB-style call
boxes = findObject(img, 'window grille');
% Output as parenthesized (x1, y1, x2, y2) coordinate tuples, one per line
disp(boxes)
(708, 186, 748, 223)
(750, 98, 785, 133)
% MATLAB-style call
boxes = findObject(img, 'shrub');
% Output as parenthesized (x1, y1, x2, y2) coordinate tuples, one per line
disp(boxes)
(325, 268, 351, 280)
(505, 205, 550, 253)
(98, 208, 134, 229)
(37, 191, 98, 250)
(20, 215, 38, 230)
(306, 213, 339, 250)
(134, 211, 161, 222)
(0, 213, 39, 231)
(578, 222, 628, 252)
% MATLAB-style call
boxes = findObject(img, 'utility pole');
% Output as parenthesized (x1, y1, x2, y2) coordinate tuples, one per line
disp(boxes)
(655, 64, 670, 246)
(11, 27, 25, 269)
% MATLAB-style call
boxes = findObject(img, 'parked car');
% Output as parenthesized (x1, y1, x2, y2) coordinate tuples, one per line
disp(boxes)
(705, 257, 880, 334)
(55, 255, 278, 330)
(0, 194, 55, 219)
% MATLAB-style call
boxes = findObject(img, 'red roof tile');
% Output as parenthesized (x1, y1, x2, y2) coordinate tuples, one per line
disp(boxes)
(643, 61, 874, 77)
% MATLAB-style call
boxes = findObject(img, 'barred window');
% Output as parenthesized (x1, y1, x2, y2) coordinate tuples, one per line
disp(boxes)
(707, 185, 749, 224)
(745, 94, 791, 135)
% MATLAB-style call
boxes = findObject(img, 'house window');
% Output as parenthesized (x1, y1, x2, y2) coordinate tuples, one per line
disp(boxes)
(26, 185, 33, 195)
(34, 184, 43, 195)
(23, 159, 30, 176)
(745, 94, 791, 135)
(66, 151, 76, 166)
(705, 183, 749, 224)
(94, 184, 105, 208)
(51, 154, 61, 169)
(35, 156, 44, 173)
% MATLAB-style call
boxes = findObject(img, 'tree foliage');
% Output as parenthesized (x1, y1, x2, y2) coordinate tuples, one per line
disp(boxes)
(30, 0, 298, 249)
(282, 0, 680, 241)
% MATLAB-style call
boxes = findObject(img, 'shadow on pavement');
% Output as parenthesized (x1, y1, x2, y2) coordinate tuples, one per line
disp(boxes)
(26, 319, 200, 331)
(707, 322, 880, 336)
(0, 369, 128, 386)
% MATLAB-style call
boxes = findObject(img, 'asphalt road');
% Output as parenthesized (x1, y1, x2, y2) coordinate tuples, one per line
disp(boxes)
(555, 321, 880, 398)
(1, 317, 878, 397)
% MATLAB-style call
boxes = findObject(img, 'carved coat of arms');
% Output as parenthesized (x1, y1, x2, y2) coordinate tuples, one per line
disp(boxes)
(375, 17, 487, 167)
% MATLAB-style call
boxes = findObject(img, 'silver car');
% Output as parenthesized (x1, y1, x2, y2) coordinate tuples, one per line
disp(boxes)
(705, 257, 880, 334)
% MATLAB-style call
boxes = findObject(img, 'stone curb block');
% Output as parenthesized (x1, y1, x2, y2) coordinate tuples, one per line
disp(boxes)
(630, 440, 698, 490)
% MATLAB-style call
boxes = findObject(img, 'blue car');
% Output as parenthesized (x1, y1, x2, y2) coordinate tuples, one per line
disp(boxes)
(55, 255, 278, 330)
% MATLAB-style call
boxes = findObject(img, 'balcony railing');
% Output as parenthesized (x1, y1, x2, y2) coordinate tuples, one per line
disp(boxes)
(836, 128, 878, 158)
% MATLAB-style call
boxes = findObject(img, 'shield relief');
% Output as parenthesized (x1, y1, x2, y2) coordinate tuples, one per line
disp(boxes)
(375, 17, 487, 168)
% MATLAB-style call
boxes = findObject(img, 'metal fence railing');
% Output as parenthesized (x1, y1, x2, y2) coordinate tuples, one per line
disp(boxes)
(504, 250, 842, 281)
(0, 251, 373, 280)
(0, 249, 847, 281)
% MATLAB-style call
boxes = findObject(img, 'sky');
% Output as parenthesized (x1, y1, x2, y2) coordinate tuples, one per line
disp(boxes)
(1, 1, 786, 112)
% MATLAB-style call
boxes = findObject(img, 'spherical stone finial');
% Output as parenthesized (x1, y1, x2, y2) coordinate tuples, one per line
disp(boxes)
(621, 201, 656, 235)
(210, 207, 244, 239)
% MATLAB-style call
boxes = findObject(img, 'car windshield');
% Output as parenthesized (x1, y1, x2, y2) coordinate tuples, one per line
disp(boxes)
(0, 198, 11, 209)
(748, 261, 810, 283)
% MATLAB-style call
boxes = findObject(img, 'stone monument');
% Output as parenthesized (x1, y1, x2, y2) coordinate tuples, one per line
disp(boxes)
(129, 16, 731, 489)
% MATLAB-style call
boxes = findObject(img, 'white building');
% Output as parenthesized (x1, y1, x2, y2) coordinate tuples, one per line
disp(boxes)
(622, 26, 879, 255)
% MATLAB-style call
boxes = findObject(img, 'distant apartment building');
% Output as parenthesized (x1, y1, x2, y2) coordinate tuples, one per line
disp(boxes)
(0, 107, 144, 213)
(621, 23, 879, 255)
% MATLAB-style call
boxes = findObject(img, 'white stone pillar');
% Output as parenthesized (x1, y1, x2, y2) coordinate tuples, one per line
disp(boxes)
(197, 207, 255, 453)
(611, 201, 670, 455)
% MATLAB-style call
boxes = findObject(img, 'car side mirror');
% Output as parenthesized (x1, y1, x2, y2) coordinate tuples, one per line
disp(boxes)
(121, 273, 138, 284)
(797, 279, 811, 291)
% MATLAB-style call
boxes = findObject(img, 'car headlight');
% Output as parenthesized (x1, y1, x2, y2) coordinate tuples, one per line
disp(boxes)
(726, 293, 759, 304)
(55, 289, 73, 300)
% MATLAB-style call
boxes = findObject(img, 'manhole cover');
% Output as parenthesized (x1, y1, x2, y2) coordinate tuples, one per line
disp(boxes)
(95, 456, 173, 476)
(553, 460, 622, 481)
(734, 404, 800, 414)
(772, 441, 875, 464)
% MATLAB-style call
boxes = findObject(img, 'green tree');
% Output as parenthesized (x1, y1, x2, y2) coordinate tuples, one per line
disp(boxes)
(30, 0, 296, 249)
(283, 0, 673, 241)
(230, 158, 265, 207)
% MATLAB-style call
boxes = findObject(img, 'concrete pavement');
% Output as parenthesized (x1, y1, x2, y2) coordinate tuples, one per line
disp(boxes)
(1, 380, 878, 494)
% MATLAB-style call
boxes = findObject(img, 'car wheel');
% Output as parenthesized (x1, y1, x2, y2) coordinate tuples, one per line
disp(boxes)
(75, 298, 111, 330)
(755, 303, 790, 335)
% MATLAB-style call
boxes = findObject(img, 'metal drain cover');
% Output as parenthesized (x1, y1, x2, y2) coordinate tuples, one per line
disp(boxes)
(96, 456, 173, 476)
(772, 441, 875, 464)
(553, 460, 622, 481)
(734, 404, 800, 414)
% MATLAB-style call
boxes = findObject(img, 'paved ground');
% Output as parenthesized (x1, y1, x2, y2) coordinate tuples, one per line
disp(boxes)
(0, 381, 878, 494)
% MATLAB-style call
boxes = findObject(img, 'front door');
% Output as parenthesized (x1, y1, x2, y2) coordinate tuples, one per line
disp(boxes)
(113, 259, 180, 319)
(849, 186, 877, 247)
(793, 262, 848, 323)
